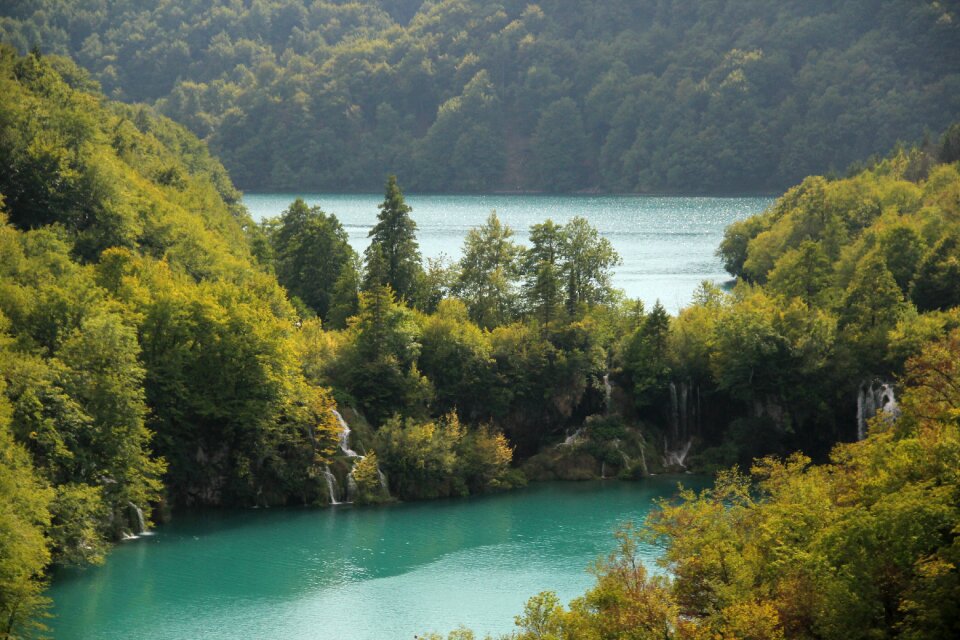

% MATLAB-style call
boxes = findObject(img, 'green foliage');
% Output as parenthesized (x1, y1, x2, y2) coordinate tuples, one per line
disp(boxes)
(374, 412, 513, 500)
(0, 51, 349, 629)
(620, 301, 671, 410)
(364, 175, 423, 302)
(4, 2, 957, 192)
(348, 452, 388, 505)
(0, 382, 53, 640)
(531, 98, 589, 192)
(455, 212, 522, 328)
(912, 234, 960, 312)
(265, 198, 358, 325)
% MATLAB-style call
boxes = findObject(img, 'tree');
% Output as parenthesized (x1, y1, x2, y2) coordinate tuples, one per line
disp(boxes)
(269, 198, 358, 323)
(532, 98, 589, 192)
(767, 240, 833, 304)
(840, 251, 906, 373)
(363, 176, 422, 302)
(880, 225, 925, 295)
(0, 379, 53, 640)
(622, 301, 671, 411)
(455, 212, 523, 328)
(561, 217, 621, 313)
(345, 282, 430, 425)
(523, 219, 565, 325)
(911, 234, 960, 312)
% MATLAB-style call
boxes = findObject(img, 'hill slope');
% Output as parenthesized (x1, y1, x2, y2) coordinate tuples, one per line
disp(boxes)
(2, 0, 958, 192)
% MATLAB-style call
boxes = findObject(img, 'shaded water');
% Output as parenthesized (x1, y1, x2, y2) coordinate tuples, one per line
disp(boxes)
(49, 478, 707, 639)
(244, 194, 772, 313)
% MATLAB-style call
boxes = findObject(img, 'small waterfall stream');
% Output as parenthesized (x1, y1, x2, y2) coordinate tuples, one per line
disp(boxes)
(333, 409, 360, 457)
(122, 502, 151, 540)
(326, 408, 389, 504)
(602, 373, 612, 415)
(666, 380, 698, 467)
(323, 465, 341, 505)
(856, 381, 899, 440)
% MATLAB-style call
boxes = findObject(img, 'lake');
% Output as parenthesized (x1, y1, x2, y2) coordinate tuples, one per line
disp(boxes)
(48, 478, 707, 639)
(244, 194, 773, 313)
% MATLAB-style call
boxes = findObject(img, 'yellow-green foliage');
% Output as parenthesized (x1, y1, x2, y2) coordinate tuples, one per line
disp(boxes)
(0, 49, 347, 635)
(0, 375, 54, 640)
(453, 330, 960, 640)
(375, 412, 514, 500)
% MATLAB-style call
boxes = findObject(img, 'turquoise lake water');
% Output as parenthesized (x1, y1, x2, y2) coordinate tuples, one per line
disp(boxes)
(49, 478, 707, 639)
(244, 194, 773, 313)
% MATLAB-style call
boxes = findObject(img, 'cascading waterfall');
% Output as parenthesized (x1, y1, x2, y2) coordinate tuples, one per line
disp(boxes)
(603, 373, 613, 414)
(332, 409, 360, 457)
(346, 473, 358, 502)
(666, 380, 698, 467)
(327, 409, 390, 503)
(127, 502, 147, 537)
(669, 382, 679, 443)
(663, 438, 693, 469)
(558, 427, 584, 446)
(323, 465, 341, 505)
(857, 380, 899, 440)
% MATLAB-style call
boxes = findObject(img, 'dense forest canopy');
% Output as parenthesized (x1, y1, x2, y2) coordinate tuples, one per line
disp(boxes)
(2, 0, 959, 192)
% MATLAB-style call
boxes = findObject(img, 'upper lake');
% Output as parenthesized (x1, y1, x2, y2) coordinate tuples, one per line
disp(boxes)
(244, 194, 773, 313)
(48, 478, 706, 640)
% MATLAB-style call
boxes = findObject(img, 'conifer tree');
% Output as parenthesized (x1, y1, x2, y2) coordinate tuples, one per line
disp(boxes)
(523, 219, 565, 325)
(363, 175, 423, 302)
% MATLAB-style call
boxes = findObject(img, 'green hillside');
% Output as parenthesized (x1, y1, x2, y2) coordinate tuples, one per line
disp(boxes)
(2, 0, 958, 192)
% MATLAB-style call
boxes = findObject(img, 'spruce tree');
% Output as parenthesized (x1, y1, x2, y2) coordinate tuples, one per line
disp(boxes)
(363, 176, 423, 302)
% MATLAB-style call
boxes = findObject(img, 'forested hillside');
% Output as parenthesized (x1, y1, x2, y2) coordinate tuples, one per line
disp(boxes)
(2, 0, 958, 192)
(0, 48, 345, 634)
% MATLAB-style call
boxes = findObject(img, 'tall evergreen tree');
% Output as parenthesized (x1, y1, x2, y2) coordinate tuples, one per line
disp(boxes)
(364, 176, 423, 302)
(523, 219, 565, 325)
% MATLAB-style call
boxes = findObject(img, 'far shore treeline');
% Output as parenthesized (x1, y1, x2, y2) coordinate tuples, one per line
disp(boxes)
(1, 0, 958, 193)
(1, 36, 960, 640)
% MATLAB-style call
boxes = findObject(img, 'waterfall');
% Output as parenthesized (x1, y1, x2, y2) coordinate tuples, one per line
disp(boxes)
(346, 473, 358, 502)
(128, 502, 146, 536)
(603, 373, 612, 414)
(558, 427, 584, 446)
(664, 439, 693, 469)
(857, 381, 900, 440)
(328, 409, 391, 502)
(323, 465, 341, 505)
(679, 383, 688, 440)
(669, 382, 679, 442)
(600, 461, 606, 479)
(332, 409, 360, 457)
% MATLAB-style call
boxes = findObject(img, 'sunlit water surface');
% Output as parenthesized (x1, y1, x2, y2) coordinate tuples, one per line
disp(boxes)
(49, 478, 708, 639)
(244, 194, 772, 313)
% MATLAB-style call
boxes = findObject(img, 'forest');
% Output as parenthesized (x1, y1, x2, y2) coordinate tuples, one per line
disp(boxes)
(1, 0, 958, 192)
(1, 8, 960, 637)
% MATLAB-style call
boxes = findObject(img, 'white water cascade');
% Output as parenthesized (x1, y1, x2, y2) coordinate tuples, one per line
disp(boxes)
(857, 381, 899, 440)
(327, 409, 390, 504)
(125, 502, 148, 538)
(666, 380, 699, 468)
(663, 437, 693, 469)
(558, 427, 584, 447)
(333, 409, 360, 457)
(323, 465, 342, 505)
(603, 373, 613, 414)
